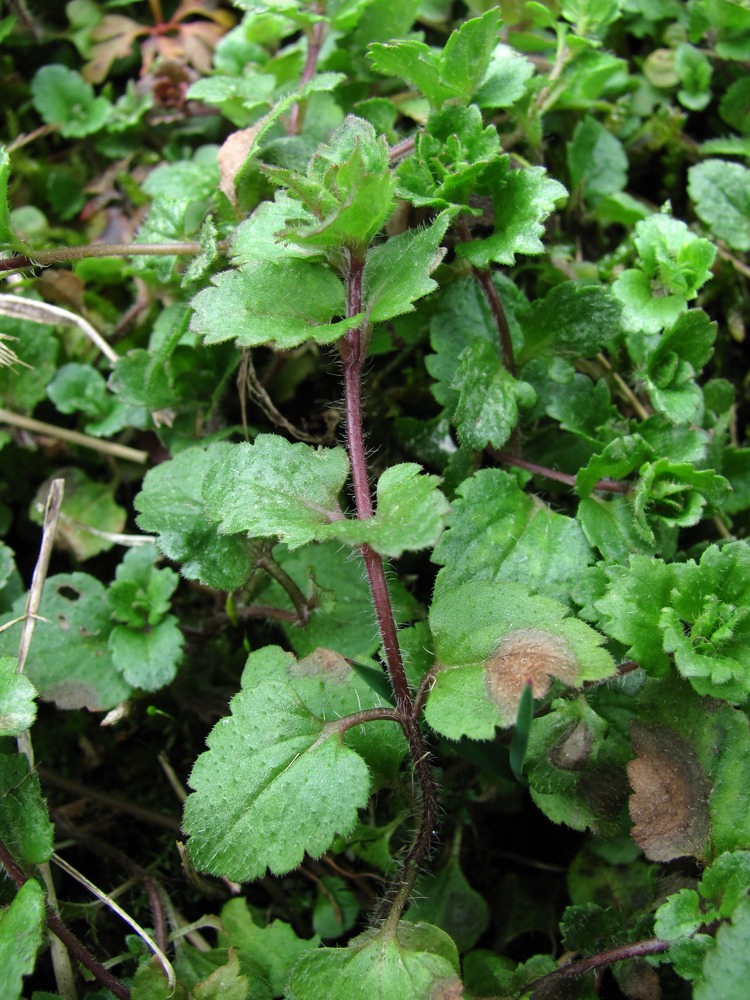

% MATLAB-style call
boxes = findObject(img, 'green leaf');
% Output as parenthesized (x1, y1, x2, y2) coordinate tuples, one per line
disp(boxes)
(0, 145, 16, 250)
(218, 897, 318, 995)
(675, 43, 713, 111)
(135, 443, 255, 591)
(241, 645, 408, 786)
(31, 64, 111, 138)
(186, 73, 276, 128)
(109, 616, 183, 692)
(286, 922, 460, 1000)
(108, 546, 179, 629)
(230, 192, 326, 266)
(0, 754, 53, 865)
(396, 105, 502, 210)
(313, 875, 361, 939)
(695, 897, 750, 999)
(688, 159, 750, 251)
(191, 258, 356, 350)
(264, 116, 396, 252)
(0, 574, 130, 711)
(518, 282, 624, 364)
(426, 580, 615, 739)
(457, 158, 567, 267)
(633, 460, 729, 543)
(509, 683, 534, 783)
(438, 8, 502, 105)
(0, 880, 45, 1000)
(561, 0, 622, 32)
(524, 696, 625, 835)
(576, 434, 650, 499)
(202, 436, 349, 549)
(567, 116, 628, 201)
(363, 213, 450, 323)
(655, 888, 706, 941)
(368, 41, 449, 110)
(599, 544, 750, 703)
(30, 468, 127, 562)
(596, 554, 677, 676)
(428, 272, 528, 411)
(642, 309, 717, 424)
(252, 542, 422, 662)
(433, 469, 594, 606)
(719, 77, 750, 135)
(183, 679, 371, 881)
(321, 463, 449, 557)
(409, 850, 490, 952)
(613, 213, 717, 333)
(0, 656, 36, 736)
(475, 44, 535, 109)
(193, 950, 250, 1000)
(450, 339, 535, 450)
(700, 851, 750, 918)
(0, 315, 58, 413)
(659, 542, 750, 703)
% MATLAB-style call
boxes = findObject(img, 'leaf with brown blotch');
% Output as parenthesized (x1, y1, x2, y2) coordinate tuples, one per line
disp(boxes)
(484, 627, 578, 721)
(628, 723, 710, 862)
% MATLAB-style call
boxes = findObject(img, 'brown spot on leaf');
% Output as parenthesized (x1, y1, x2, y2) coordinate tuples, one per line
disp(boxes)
(293, 648, 350, 683)
(430, 978, 464, 1000)
(627, 724, 709, 862)
(550, 720, 594, 771)
(485, 628, 578, 721)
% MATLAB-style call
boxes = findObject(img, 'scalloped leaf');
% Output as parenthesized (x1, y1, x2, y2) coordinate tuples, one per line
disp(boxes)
(135, 443, 255, 591)
(286, 921, 460, 1000)
(183, 679, 371, 881)
(0, 657, 36, 737)
(426, 581, 615, 739)
(321, 463, 449, 557)
(201, 436, 349, 550)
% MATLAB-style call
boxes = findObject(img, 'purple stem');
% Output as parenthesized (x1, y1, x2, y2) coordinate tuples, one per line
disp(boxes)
(529, 937, 671, 989)
(0, 836, 131, 1000)
(339, 250, 438, 909)
(288, 18, 326, 135)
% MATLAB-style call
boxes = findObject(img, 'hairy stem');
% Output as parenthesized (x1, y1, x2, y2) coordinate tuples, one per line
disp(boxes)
(529, 937, 670, 989)
(0, 836, 131, 1000)
(492, 448, 631, 494)
(339, 250, 438, 922)
(0, 240, 228, 273)
(288, 17, 326, 135)
(254, 545, 314, 625)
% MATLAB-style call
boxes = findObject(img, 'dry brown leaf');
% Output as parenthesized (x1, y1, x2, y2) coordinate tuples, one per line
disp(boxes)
(484, 627, 578, 721)
(627, 723, 709, 862)
(218, 122, 266, 206)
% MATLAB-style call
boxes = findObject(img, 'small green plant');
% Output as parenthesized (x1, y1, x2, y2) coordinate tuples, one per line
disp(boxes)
(1, 1, 750, 997)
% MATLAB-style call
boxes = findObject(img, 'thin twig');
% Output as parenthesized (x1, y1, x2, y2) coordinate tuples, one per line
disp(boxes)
(0, 836, 130, 1000)
(0, 407, 149, 463)
(38, 767, 181, 833)
(11, 479, 77, 999)
(0, 241, 208, 273)
(0, 294, 118, 365)
(52, 852, 176, 992)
